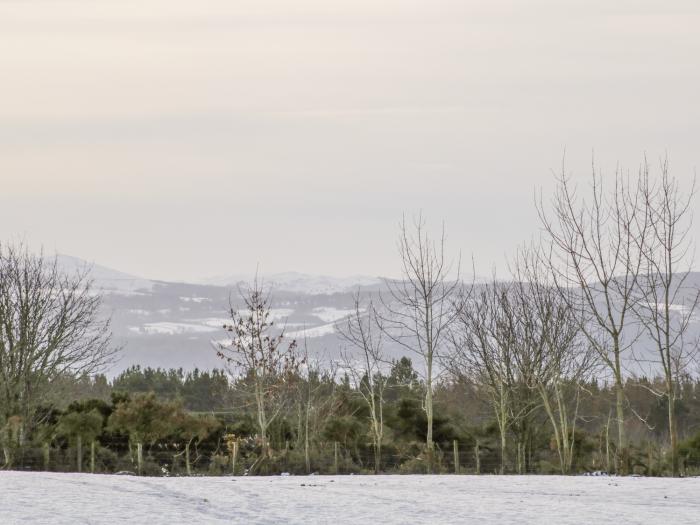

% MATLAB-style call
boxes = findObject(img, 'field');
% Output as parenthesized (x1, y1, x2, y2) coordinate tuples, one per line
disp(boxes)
(1, 472, 699, 524)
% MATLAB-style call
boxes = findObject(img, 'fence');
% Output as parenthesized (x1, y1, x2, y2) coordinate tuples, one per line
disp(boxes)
(3, 438, 545, 476)
(6, 438, 694, 477)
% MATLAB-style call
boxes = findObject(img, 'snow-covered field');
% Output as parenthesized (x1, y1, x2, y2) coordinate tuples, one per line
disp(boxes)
(1, 473, 699, 524)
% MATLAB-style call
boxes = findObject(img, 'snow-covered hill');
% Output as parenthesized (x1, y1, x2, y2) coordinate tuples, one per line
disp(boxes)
(54, 254, 154, 294)
(51, 255, 700, 378)
(52, 256, 383, 374)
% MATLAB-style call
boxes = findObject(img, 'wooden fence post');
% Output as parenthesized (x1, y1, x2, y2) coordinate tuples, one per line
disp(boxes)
(232, 440, 238, 476)
(453, 440, 460, 474)
(137, 442, 144, 475)
(90, 441, 96, 474)
(185, 442, 192, 476)
(474, 439, 481, 475)
(77, 435, 83, 473)
(334, 442, 339, 475)
(43, 442, 50, 471)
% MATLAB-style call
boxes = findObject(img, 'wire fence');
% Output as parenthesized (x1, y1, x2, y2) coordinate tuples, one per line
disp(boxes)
(3, 439, 549, 477)
(7, 438, 695, 477)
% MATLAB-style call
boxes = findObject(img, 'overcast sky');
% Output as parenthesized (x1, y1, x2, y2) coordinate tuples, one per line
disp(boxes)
(1, 0, 699, 282)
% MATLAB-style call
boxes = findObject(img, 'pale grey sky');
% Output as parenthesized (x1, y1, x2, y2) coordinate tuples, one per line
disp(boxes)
(1, 0, 699, 281)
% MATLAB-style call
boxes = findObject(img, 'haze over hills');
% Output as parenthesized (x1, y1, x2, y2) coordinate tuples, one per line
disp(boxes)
(54, 255, 700, 378)
(54, 255, 388, 375)
(200, 271, 383, 295)
(55, 254, 155, 294)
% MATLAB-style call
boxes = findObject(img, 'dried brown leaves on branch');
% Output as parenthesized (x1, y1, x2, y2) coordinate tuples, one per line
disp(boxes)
(215, 277, 300, 464)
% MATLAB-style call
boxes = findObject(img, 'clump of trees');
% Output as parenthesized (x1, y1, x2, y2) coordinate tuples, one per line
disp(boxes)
(0, 243, 115, 467)
(6, 360, 700, 476)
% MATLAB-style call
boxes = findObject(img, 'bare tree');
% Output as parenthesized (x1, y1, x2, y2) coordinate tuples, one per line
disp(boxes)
(634, 160, 699, 476)
(511, 244, 597, 474)
(0, 243, 115, 466)
(296, 339, 339, 474)
(380, 214, 460, 468)
(216, 278, 300, 467)
(337, 291, 387, 473)
(538, 165, 649, 473)
(451, 279, 516, 474)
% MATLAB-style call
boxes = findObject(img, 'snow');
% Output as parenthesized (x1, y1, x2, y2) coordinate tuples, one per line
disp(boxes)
(179, 296, 210, 303)
(128, 322, 219, 336)
(198, 318, 235, 328)
(127, 309, 151, 316)
(1, 473, 699, 524)
(286, 323, 336, 339)
(312, 307, 357, 323)
(233, 308, 295, 322)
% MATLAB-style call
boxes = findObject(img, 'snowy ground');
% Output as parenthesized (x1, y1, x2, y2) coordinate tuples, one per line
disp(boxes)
(1, 472, 699, 524)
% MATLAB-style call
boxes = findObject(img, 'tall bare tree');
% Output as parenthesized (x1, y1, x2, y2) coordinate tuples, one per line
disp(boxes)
(337, 291, 387, 473)
(0, 243, 114, 465)
(634, 160, 699, 476)
(380, 214, 460, 467)
(538, 166, 649, 472)
(216, 278, 300, 466)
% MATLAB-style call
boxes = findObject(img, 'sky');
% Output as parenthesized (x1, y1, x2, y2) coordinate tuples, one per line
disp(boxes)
(1, 0, 699, 282)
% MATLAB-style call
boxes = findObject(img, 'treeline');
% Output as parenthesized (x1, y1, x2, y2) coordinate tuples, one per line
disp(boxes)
(5, 364, 700, 476)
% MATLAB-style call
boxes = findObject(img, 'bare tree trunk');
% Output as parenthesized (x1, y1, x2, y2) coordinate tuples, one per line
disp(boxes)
(605, 411, 611, 473)
(304, 401, 311, 474)
(499, 411, 507, 475)
(669, 387, 678, 476)
(375, 440, 382, 475)
(425, 367, 434, 471)
(613, 368, 627, 473)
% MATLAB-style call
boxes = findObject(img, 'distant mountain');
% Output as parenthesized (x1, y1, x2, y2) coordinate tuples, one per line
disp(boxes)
(51, 255, 700, 378)
(49, 256, 386, 374)
(54, 254, 154, 294)
(201, 271, 382, 295)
